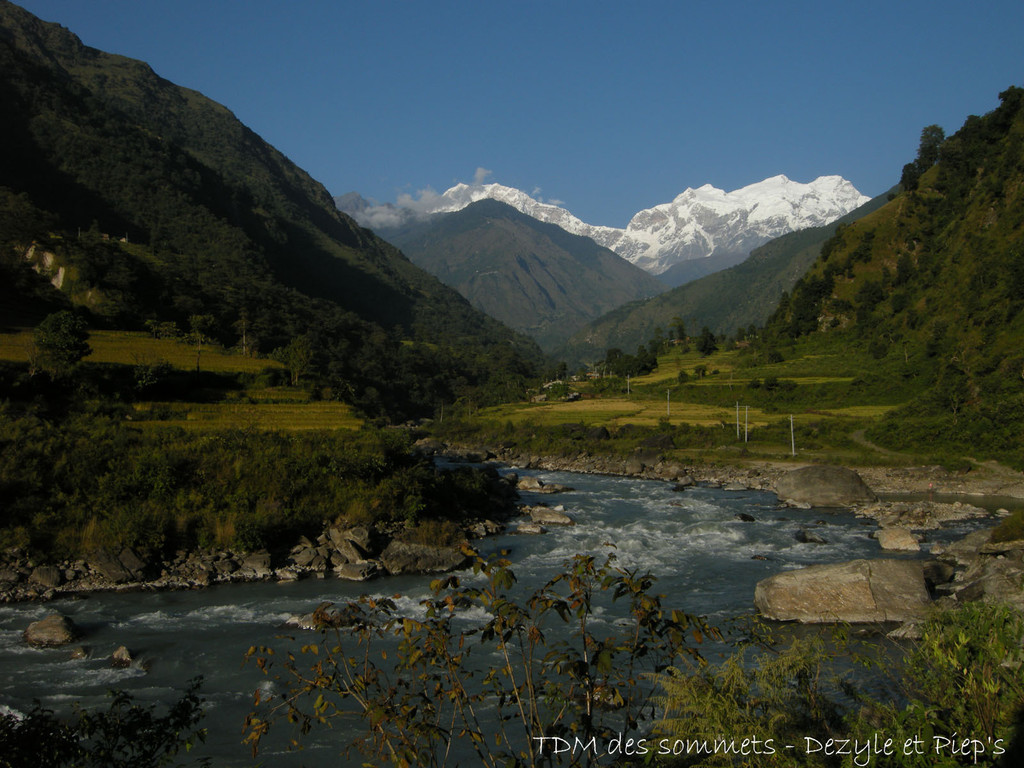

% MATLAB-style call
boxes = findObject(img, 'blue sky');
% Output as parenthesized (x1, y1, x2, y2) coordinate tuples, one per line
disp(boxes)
(14, 0, 1024, 227)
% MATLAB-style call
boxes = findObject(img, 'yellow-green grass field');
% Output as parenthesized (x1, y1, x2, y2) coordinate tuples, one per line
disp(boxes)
(0, 329, 283, 373)
(132, 400, 362, 431)
(481, 397, 775, 429)
(0, 328, 362, 431)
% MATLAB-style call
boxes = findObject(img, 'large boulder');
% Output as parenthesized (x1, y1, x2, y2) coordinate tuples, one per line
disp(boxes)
(774, 465, 877, 507)
(876, 527, 920, 552)
(953, 556, 1024, 610)
(24, 613, 80, 646)
(528, 506, 575, 526)
(754, 559, 930, 623)
(29, 565, 63, 588)
(379, 541, 470, 575)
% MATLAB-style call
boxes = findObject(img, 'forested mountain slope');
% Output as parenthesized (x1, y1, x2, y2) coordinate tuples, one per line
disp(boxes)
(558, 191, 891, 364)
(765, 86, 1024, 461)
(378, 199, 666, 352)
(0, 1, 543, 418)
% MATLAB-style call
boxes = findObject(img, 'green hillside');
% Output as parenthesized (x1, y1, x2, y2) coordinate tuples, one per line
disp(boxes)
(764, 86, 1024, 464)
(558, 192, 892, 365)
(0, 1, 543, 420)
(379, 199, 666, 352)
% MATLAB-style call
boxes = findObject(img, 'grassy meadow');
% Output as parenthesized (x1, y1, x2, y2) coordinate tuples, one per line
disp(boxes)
(0, 328, 362, 432)
(465, 341, 915, 466)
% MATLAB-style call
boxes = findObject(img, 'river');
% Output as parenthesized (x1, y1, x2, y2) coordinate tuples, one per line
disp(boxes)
(0, 468, 993, 766)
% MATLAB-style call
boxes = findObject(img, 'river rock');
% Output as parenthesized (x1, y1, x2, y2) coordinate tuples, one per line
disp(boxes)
(380, 541, 470, 575)
(774, 465, 877, 507)
(29, 565, 63, 588)
(754, 559, 931, 623)
(517, 476, 573, 494)
(467, 519, 505, 538)
(24, 613, 80, 646)
(87, 548, 132, 583)
(931, 528, 993, 565)
(857, 500, 989, 530)
(333, 562, 379, 581)
(117, 547, 148, 579)
(951, 552, 1024, 610)
(795, 528, 828, 545)
(239, 551, 273, 578)
(327, 526, 373, 562)
(111, 645, 133, 668)
(528, 506, 574, 526)
(876, 527, 920, 552)
(516, 522, 546, 535)
(672, 476, 695, 491)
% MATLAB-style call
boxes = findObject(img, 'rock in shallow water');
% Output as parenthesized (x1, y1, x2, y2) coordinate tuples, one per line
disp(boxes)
(775, 465, 877, 507)
(754, 559, 930, 623)
(24, 613, 79, 646)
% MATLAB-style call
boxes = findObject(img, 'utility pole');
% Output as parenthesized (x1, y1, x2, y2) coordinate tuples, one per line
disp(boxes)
(790, 415, 796, 456)
(666, 388, 671, 418)
(744, 406, 749, 443)
(736, 402, 740, 439)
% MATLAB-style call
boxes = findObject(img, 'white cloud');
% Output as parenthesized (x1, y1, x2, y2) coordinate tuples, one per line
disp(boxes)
(473, 167, 493, 185)
(395, 186, 445, 215)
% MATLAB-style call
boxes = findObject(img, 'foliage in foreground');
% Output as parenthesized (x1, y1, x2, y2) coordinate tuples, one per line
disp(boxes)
(245, 552, 1024, 767)
(244, 551, 717, 767)
(0, 678, 208, 768)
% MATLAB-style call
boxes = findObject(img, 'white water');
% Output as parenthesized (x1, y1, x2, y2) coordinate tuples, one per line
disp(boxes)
(0, 469, 989, 765)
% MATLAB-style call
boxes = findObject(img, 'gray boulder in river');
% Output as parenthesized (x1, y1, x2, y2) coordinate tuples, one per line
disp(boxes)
(774, 465, 877, 507)
(754, 559, 930, 623)
(24, 613, 80, 646)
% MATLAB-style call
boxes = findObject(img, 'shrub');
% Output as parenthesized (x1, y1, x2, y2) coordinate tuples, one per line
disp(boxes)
(244, 552, 716, 767)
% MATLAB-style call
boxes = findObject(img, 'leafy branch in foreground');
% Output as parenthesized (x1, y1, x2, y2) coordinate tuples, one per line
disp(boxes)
(243, 550, 717, 767)
(0, 677, 208, 768)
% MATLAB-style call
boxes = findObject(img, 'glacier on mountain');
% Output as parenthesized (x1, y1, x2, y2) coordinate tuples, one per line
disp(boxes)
(341, 175, 870, 277)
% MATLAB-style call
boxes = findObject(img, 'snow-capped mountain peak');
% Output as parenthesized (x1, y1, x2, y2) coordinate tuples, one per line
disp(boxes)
(341, 174, 870, 278)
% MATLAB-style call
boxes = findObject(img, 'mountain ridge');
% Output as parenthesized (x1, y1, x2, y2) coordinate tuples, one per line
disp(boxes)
(377, 198, 666, 351)
(0, 0, 543, 419)
(340, 174, 869, 284)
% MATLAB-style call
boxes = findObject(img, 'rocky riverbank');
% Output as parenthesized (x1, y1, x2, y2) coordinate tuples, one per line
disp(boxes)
(0, 464, 523, 603)
(6, 438, 1023, 608)
(440, 440, 1024, 624)
(444, 440, 1024, 501)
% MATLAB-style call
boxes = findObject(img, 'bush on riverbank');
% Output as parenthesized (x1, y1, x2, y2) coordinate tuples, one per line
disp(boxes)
(0, 408, 502, 562)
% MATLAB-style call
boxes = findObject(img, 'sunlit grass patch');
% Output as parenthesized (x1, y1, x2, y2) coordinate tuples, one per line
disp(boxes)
(0, 329, 34, 362)
(133, 401, 361, 431)
(0, 328, 282, 374)
(85, 331, 280, 373)
(802, 405, 899, 418)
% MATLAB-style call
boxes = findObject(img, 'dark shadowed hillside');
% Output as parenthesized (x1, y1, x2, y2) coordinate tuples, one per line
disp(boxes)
(376, 199, 666, 351)
(0, 0, 543, 418)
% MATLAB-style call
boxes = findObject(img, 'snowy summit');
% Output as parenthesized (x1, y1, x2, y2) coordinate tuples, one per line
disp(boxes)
(342, 175, 870, 278)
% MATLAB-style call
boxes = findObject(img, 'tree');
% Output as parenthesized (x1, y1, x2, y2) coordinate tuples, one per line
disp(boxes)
(32, 311, 90, 376)
(902, 124, 946, 191)
(274, 335, 314, 387)
(669, 316, 686, 342)
(917, 124, 946, 169)
(186, 314, 214, 374)
(696, 326, 717, 357)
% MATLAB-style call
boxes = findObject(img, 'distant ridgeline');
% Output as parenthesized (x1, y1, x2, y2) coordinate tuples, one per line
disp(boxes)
(764, 86, 1024, 461)
(0, 0, 543, 420)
